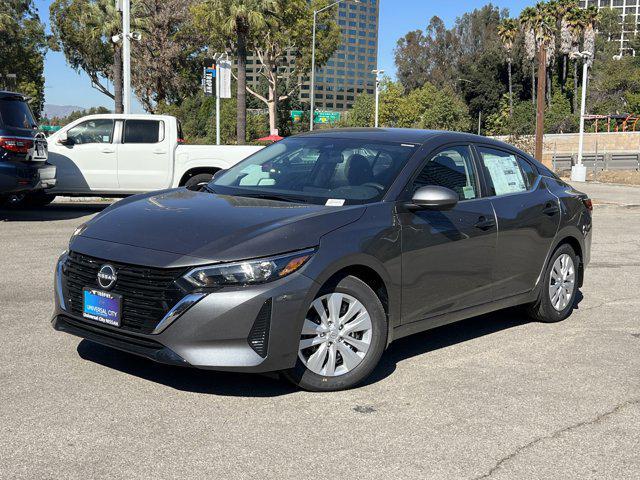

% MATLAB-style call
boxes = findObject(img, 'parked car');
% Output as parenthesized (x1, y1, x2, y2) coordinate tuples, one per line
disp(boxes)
(52, 129, 592, 391)
(0, 91, 56, 206)
(44, 113, 261, 203)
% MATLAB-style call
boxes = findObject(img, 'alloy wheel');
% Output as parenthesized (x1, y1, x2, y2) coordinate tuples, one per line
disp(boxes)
(298, 293, 373, 377)
(548, 253, 576, 311)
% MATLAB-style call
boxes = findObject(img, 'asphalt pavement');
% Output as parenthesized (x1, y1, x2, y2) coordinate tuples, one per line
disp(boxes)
(1, 183, 639, 479)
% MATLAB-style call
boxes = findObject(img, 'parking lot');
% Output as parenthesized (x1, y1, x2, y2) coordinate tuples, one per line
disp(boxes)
(1, 182, 639, 479)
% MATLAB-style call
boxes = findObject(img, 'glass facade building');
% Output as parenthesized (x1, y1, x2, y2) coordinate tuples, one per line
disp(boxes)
(580, 0, 640, 54)
(244, 0, 380, 112)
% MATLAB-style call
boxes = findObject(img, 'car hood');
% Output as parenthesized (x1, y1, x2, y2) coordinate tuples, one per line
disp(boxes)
(76, 189, 365, 263)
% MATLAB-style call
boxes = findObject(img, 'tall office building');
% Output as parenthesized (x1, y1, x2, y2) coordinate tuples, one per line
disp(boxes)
(244, 0, 380, 113)
(580, 0, 640, 54)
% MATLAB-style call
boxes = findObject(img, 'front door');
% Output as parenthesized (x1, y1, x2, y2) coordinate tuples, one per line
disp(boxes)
(116, 119, 171, 192)
(476, 146, 560, 299)
(48, 118, 118, 192)
(399, 145, 497, 325)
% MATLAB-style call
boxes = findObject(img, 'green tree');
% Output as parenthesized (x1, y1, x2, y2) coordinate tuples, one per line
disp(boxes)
(342, 80, 470, 132)
(132, 0, 203, 113)
(0, 1, 47, 116)
(50, 0, 130, 112)
(192, 0, 269, 144)
(246, 0, 340, 134)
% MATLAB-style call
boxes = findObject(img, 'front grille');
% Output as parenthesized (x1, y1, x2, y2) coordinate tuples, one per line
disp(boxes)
(62, 251, 187, 334)
(247, 299, 272, 358)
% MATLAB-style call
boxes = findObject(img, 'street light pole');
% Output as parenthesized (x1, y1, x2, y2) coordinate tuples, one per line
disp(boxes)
(371, 69, 384, 127)
(310, 0, 359, 131)
(122, 0, 131, 114)
(310, 10, 317, 131)
(571, 51, 592, 182)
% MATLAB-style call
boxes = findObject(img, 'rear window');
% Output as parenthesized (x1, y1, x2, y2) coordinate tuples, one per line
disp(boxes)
(123, 120, 163, 144)
(0, 98, 36, 129)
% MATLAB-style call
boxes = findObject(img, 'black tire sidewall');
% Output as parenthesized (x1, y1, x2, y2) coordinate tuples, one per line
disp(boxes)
(184, 173, 213, 191)
(538, 244, 579, 322)
(284, 275, 387, 392)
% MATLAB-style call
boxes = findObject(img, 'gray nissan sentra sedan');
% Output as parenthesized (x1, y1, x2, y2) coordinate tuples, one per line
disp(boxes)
(52, 129, 592, 391)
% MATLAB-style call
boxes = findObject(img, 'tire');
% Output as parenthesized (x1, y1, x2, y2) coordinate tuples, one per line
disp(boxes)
(527, 243, 579, 323)
(21, 191, 56, 207)
(282, 275, 388, 392)
(184, 173, 214, 191)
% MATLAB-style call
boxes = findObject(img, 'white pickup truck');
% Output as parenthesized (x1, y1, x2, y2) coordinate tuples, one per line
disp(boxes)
(42, 113, 261, 203)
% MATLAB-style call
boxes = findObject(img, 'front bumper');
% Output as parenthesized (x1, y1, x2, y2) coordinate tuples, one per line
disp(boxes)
(52, 253, 319, 373)
(0, 160, 56, 194)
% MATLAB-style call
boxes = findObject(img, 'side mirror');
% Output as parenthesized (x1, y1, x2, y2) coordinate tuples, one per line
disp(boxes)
(410, 185, 458, 210)
(57, 132, 70, 145)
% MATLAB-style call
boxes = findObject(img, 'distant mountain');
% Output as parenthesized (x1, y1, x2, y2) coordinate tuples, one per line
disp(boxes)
(43, 104, 86, 119)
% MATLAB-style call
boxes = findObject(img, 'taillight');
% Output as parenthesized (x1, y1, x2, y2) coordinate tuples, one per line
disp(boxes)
(177, 138, 186, 144)
(0, 136, 33, 154)
(582, 198, 593, 212)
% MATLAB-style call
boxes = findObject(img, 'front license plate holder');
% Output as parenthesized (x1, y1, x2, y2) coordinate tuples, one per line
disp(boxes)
(82, 288, 122, 327)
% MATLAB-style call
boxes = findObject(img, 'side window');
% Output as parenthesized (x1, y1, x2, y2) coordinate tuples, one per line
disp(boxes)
(123, 120, 163, 144)
(66, 119, 114, 145)
(517, 156, 538, 189)
(478, 147, 527, 196)
(413, 146, 479, 201)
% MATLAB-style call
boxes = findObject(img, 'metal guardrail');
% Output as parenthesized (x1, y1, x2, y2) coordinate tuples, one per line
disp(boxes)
(552, 151, 640, 172)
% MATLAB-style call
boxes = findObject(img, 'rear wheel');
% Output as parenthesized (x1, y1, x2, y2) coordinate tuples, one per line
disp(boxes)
(527, 243, 579, 323)
(21, 191, 56, 207)
(184, 173, 213, 191)
(282, 275, 387, 391)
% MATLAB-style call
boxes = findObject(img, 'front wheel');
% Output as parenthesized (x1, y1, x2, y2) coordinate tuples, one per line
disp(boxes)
(282, 275, 387, 391)
(527, 243, 579, 323)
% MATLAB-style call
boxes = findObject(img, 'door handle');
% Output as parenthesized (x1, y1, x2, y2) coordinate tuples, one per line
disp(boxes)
(152, 149, 167, 154)
(542, 202, 560, 216)
(101, 147, 115, 154)
(474, 216, 496, 231)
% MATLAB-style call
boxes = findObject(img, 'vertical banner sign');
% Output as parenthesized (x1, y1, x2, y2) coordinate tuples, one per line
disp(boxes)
(218, 60, 232, 99)
(203, 61, 216, 97)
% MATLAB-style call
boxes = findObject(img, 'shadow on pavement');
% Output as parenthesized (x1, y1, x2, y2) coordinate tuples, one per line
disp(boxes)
(76, 305, 545, 397)
(0, 202, 109, 222)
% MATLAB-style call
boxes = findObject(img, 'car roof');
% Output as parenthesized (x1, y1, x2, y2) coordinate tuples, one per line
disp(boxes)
(294, 128, 520, 149)
(0, 91, 27, 100)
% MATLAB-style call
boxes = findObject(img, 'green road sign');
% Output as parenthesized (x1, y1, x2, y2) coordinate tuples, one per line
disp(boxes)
(314, 110, 341, 124)
(39, 125, 61, 133)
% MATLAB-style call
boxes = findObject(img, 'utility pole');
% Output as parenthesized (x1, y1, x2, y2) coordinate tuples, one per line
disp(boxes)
(122, 0, 131, 114)
(371, 69, 384, 127)
(534, 45, 547, 163)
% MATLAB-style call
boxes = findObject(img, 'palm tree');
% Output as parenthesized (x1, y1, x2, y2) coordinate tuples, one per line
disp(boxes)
(520, 7, 538, 106)
(193, 0, 269, 144)
(558, 0, 578, 88)
(84, 1, 125, 113)
(497, 18, 518, 117)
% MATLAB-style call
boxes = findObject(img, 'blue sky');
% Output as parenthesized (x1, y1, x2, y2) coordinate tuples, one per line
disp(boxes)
(36, 0, 532, 110)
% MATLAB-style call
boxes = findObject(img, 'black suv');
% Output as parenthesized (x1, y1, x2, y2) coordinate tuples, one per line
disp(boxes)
(0, 91, 56, 206)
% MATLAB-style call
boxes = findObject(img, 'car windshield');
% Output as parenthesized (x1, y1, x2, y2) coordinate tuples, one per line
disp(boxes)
(210, 137, 419, 205)
(0, 97, 37, 129)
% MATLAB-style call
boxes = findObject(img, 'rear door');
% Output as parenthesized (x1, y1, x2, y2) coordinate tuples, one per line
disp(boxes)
(475, 145, 560, 299)
(399, 144, 497, 325)
(116, 119, 171, 191)
(49, 118, 118, 191)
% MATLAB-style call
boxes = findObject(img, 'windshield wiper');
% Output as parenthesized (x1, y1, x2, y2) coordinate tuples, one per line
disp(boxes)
(237, 193, 308, 204)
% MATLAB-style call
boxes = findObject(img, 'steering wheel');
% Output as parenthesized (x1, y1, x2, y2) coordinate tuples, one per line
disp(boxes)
(361, 182, 385, 191)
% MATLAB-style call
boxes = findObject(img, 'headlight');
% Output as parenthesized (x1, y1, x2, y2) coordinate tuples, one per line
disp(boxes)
(183, 248, 315, 288)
